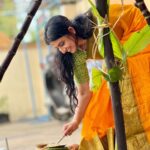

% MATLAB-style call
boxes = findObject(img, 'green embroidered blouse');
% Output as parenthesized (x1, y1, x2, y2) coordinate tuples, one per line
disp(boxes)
(73, 49, 89, 84)
(72, 15, 101, 85)
(72, 38, 101, 85)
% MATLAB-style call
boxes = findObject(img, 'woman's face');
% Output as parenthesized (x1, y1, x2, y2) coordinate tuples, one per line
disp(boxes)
(50, 34, 77, 54)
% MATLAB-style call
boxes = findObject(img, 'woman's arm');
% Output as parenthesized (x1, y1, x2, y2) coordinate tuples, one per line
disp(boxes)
(63, 39, 92, 136)
(63, 81, 92, 136)
(74, 82, 92, 124)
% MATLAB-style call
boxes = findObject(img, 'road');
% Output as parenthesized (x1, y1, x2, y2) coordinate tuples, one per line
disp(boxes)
(0, 118, 81, 150)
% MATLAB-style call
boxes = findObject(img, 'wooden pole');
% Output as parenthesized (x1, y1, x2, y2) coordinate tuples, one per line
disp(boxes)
(0, 0, 42, 82)
(95, 0, 127, 150)
(135, 0, 150, 25)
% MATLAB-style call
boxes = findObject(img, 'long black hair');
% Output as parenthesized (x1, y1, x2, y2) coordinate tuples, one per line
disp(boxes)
(44, 13, 94, 112)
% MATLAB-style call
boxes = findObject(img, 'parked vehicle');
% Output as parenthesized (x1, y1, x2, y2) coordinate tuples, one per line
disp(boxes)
(43, 51, 72, 121)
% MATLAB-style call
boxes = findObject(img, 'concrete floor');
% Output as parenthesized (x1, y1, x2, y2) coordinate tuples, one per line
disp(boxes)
(0, 118, 81, 150)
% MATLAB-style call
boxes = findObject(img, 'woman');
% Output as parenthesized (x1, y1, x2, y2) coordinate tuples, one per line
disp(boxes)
(44, 4, 150, 150)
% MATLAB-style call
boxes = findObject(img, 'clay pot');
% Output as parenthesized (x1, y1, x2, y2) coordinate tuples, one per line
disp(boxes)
(36, 144, 47, 150)
(36, 144, 69, 150)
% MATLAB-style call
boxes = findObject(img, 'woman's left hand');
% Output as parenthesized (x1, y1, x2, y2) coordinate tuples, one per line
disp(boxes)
(63, 120, 79, 136)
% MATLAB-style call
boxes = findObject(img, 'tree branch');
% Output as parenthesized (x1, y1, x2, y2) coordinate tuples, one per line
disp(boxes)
(0, 0, 42, 82)
(135, 0, 150, 25)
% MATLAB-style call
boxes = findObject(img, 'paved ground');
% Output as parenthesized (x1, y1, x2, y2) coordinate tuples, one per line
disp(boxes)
(0, 118, 81, 150)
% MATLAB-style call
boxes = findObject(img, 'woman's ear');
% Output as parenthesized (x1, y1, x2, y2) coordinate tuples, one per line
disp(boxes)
(68, 26, 76, 34)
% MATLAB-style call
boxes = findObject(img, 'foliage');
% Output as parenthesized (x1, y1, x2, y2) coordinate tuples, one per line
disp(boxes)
(88, 0, 150, 91)
(123, 25, 150, 56)
(90, 67, 102, 91)
(0, 96, 8, 113)
(88, 0, 123, 60)
(88, 0, 123, 91)
(90, 66, 122, 91)
(99, 31, 123, 60)
(0, 0, 17, 37)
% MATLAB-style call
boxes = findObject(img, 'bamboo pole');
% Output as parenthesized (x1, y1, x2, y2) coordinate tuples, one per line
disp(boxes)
(0, 0, 42, 82)
(95, 0, 127, 150)
(135, 0, 150, 25)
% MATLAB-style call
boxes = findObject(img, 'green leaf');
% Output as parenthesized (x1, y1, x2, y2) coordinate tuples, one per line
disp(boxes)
(99, 68, 110, 82)
(102, 72, 110, 82)
(88, 0, 104, 59)
(98, 31, 123, 59)
(88, 0, 123, 60)
(110, 31, 123, 59)
(88, 0, 103, 24)
(107, 0, 110, 5)
(122, 47, 127, 63)
(115, 139, 118, 150)
(90, 66, 122, 84)
(107, 0, 110, 17)
(108, 66, 122, 82)
(98, 34, 104, 58)
(123, 25, 150, 56)
(90, 68, 102, 91)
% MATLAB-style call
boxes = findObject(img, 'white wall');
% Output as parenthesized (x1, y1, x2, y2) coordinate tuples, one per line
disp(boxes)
(0, 0, 149, 121)
(0, 48, 47, 121)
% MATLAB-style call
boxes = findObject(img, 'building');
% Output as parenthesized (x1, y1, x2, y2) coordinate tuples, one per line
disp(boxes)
(0, 0, 149, 122)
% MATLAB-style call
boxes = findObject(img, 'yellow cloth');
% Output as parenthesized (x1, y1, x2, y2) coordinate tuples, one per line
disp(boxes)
(127, 52, 150, 141)
(79, 128, 114, 150)
(120, 67, 150, 149)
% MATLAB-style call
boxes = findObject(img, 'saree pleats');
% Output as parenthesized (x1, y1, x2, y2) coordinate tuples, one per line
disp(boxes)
(81, 80, 114, 140)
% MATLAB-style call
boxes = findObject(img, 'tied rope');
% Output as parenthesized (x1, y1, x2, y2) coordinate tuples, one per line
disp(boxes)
(90, 0, 124, 71)
(92, 0, 124, 59)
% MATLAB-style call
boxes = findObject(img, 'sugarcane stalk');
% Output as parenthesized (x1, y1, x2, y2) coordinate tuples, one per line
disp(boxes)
(135, 0, 150, 25)
(95, 0, 127, 150)
(0, 0, 42, 82)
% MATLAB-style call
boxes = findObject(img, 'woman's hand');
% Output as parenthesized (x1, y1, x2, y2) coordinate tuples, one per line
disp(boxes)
(63, 120, 79, 136)
(63, 82, 92, 136)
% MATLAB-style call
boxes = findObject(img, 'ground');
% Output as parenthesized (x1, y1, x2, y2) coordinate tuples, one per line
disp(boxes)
(0, 118, 81, 150)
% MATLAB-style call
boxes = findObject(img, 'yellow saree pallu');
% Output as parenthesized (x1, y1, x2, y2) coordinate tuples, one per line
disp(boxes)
(120, 65, 150, 150)
(79, 128, 115, 150)
(125, 51, 150, 149)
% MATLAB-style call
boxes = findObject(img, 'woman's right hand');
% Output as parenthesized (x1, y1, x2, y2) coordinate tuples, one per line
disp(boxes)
(63, 120, 79, 136)
(67, 144, 79, 150)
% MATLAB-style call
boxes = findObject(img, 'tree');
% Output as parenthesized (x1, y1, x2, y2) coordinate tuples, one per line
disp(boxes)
(0, 0, 17, 38)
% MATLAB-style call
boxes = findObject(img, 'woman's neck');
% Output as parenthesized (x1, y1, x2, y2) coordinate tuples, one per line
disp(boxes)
(77, 38, 87, 50)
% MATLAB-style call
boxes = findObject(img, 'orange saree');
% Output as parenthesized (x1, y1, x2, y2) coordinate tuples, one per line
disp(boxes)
(81, 4, 150, 149)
